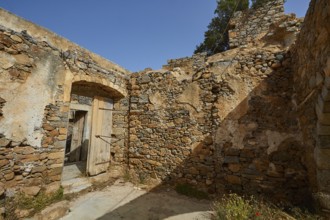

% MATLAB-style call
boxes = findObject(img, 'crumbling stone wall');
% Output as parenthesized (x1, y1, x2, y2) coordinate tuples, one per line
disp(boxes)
(0, 8, 129, 206)
(229, 0, 285, 48)
(129, 37, 309, 205)
(162, 53, 207, 75)
(127, 0, 311, 205)
(128, 66, 217, 187)
(0, 0, 329, 216)
(292, 0, 330, 213)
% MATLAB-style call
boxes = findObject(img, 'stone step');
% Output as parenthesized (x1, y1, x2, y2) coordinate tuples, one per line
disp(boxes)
(62, 177, 92, 195)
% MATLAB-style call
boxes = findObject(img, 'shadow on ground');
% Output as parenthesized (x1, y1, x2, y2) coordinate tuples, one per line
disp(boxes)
(61, 180, 211, 220)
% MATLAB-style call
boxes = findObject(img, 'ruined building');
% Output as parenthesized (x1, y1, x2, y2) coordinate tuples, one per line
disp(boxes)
(0, 0, 330, 216)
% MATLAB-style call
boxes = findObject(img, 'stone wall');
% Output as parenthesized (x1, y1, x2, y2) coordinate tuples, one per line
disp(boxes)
(0, 0, 329, 216)
(228, 0, 285, 48)
(0, 8, 129, 207)
(162, 53, 207, 75)
(129, 31, 310, 204)
(127, 2, 310, 205)
(292, 0, 330, 213)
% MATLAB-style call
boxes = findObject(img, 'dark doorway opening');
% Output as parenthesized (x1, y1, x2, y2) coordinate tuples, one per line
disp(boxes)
(63, 110, 89, 181)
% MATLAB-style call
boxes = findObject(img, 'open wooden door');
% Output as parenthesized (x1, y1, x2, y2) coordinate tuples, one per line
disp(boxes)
(87, 96, 113, 176)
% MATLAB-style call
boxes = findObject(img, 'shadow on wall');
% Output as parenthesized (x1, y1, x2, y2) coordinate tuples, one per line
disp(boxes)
(95, 53, 314, 219)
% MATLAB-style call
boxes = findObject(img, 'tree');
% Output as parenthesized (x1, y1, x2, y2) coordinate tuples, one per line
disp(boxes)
(194, 0, 249, 55)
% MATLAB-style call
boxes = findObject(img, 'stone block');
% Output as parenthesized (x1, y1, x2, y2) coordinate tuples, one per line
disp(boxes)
(188, 167, 199, 175)
(316, 103, 330, 125)
(42, 123, 55, 131)
(21, 186, 41, 196)
(48, 167, 63, 176)
(0, 52, 15, 69)
(317, 169, 330, 193)
(59, 128, 67, 135)
(0, 137, 10, 147)
(226, 175, 241, 185)
(48, 116, 61, 121)
(315, 148, 330, 170)
(45, 182, 61, 195)
(15, 209, 32, 218)
(139, 74, 151, 84)
(112, 128, 126, 135)
(318, 136, 330, 149)
(32, 165, 47, 173)
(224, 148, 240, 156)
(10, 35, 22, 43)
(14, 53, 32, 65)
(49, 175, 62, 181)
(0, 159, 9, 168)
(228, 164, 241, 173)
(35, 200, 69, 220)
(317, 123, 330, 136)
(21, 154, 40, 163)
(324, 76, 330, 89)
(224, 156, 239, 164)
(146, 160, 162, 166)
(315, 192, 330, 212)
(54, 141, 66, 149)
(57, 135, 67, 141)
(0, 185, 4, 198)
(14, 146, 35, 155)
(49, 129, 59, 137)
(48, 151, 64, 160)
(318, 95, 330, 113)
(139, 94, 149, 103)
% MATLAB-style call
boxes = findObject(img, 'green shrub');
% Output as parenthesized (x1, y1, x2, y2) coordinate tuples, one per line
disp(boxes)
(212, 193, 322, 220)
(18, 186, 64, 212)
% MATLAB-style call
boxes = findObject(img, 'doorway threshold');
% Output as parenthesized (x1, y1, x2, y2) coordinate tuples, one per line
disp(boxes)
(62, 161, 87, 181)
(62, 176, 92, 195)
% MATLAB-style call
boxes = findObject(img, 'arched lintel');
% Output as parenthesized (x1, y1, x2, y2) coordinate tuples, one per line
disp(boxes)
(72, 75, 128, 98)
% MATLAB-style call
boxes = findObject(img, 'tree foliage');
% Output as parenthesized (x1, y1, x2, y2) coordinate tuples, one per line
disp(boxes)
(194, 0, 249, 55)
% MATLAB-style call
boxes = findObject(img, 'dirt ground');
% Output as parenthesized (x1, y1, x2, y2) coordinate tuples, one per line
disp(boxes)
(60, 179, 212, 220)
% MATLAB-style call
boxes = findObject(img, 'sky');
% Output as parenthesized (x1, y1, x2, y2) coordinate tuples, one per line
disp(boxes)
(0, 1, 310, 72)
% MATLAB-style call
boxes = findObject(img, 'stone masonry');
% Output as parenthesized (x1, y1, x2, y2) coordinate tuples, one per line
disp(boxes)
(292, 0, 330, 214)
(0, 8, 129, 208)
(0, 0, 330, 217)
(229, 0, 285, 48)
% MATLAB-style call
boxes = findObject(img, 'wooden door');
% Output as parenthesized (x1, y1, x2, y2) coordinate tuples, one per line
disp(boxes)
(87, 96, 113, 176)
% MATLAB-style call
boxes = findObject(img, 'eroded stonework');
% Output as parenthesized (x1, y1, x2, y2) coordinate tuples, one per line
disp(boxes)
(0, 0, 329, 217)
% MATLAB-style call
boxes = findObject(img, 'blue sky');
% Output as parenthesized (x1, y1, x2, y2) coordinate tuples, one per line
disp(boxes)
(0, 1, 310, 72)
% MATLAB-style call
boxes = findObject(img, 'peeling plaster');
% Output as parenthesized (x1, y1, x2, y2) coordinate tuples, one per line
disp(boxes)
(0, 58, 57, 147)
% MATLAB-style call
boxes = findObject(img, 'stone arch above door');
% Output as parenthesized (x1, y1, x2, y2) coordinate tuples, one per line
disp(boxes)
(62, 72, 128, 104)
(72, 74, 128, 97)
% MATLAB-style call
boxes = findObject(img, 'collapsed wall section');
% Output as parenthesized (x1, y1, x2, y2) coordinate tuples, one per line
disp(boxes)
(129, 41, 310, 204)
(228, 0, 285, 48)
(127, 0, 310, 205)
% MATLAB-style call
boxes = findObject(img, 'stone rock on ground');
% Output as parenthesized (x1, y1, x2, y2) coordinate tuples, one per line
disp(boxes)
(21, 186, 41, 196)
(34, 200, 69, 220)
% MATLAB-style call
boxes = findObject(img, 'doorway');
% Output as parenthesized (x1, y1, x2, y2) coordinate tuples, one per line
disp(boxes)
(63, 103, 92, 181)
(62, 96, 114, 182)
